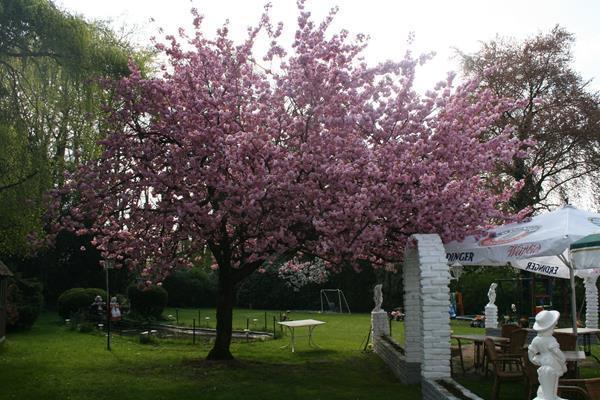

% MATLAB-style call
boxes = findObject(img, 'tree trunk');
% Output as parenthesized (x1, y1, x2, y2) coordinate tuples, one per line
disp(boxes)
(206, 268, 236, 360)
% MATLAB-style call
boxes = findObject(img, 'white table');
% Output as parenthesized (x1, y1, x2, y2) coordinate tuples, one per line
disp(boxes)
(278, 319, 326, 352)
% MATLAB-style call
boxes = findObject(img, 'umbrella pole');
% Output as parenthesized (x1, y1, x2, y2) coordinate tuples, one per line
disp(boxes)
(569, 266, 578, 334)
(558, 253, 578, 334)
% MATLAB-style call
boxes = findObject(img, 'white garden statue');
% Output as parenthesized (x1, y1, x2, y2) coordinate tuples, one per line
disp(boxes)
(373, 284, 383, 312)
(486, 282, 497, 307)
(528, 310, 567, 400)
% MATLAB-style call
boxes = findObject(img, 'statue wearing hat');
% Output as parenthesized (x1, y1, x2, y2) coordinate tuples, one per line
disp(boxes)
(527, 310, 567, 400)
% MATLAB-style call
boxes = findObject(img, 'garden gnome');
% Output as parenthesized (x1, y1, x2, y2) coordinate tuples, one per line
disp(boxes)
(486, 282, 497, 307)
(373, 284, 383, 312)
(528, 310, 567, 400)
(92, 295, 104, 312)
(110, 296, 121, 322)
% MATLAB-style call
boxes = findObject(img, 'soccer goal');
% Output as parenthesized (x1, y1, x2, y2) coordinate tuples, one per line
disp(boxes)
(319, 289, 351, 314)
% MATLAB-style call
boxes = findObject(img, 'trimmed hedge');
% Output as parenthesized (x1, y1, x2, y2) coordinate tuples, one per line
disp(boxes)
(57, 288, 107, 319)
(127, 285, 168, 319)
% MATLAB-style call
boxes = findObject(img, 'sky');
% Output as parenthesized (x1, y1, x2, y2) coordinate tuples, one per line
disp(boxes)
(54, 0, 600, 93)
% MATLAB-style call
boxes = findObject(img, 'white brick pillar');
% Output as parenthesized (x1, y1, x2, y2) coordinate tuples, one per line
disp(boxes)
(584, 274, 599, 329)
(404, 234, 452, 381)
(415, 234, 452, 380)
(403, 242, 423, 365)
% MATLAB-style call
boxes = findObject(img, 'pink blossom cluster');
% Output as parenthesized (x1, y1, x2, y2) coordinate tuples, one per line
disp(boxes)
(41, 2, 526, 284)
(277, 258, 329, 291)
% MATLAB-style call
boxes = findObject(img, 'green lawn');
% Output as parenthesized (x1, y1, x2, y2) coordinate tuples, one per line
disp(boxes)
(3, 310, 599, 400)
(0, 310, 417, 400)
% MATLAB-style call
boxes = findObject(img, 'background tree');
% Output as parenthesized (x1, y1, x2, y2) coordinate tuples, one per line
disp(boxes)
(47, 3, 526, 360)
(0, 0, 150, 298)
(459, 26, 600, 212)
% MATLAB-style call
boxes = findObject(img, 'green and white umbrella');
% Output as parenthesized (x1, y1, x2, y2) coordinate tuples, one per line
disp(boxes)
(571, 234, 600, 271)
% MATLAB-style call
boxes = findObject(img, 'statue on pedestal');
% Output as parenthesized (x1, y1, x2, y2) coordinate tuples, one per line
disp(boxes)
(486, 282, 497, 307)
(373, 284, 383, 312)
(528, 310, 567, 400)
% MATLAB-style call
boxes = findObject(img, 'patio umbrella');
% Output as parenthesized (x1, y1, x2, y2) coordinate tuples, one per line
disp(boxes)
(445, 205, 600, 333)
(570, 234, 600, 270)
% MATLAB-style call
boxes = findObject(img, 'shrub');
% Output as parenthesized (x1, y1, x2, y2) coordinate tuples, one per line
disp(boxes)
(77, 322, 96, 333)
(127, 285, 168, 320)
(57, 288, 107, 319)
(162, 267, 216, 308)
(6, 278, 44, 330)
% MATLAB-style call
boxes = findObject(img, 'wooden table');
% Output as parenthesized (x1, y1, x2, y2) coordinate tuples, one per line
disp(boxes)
(278, 319, 326, 353)
(451, 334, 509, 371)
(554, 328, 600, 362)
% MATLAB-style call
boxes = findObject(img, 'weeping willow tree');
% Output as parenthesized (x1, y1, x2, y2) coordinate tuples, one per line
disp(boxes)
(0, 0, 151, 255)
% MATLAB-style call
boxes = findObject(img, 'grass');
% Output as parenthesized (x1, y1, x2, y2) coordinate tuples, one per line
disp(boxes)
(3, 309, 600, 400)
(0, 309, 417, 400)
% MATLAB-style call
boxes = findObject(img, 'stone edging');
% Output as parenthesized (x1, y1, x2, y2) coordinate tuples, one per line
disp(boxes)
(422, 379, 484, 400)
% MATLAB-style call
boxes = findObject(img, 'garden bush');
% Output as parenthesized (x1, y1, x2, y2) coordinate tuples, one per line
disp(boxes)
(162, 267, 216, 308)
(6, 277, 44, 330)
(127, 285, 168, 320)
(57, 287, 107, 319)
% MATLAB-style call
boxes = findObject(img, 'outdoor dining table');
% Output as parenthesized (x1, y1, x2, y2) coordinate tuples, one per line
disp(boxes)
(277, 319, 326, 353)
(451, 334, 509, 371)
(554, 327, 600, 362)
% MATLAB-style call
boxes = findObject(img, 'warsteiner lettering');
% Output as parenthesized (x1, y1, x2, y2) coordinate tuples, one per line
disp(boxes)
(507, 243, 541, 257)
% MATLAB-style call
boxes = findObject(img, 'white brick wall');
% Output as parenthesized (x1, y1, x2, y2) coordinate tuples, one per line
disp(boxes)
(405, 234, 452, 380)
(403, 245, 423, 364)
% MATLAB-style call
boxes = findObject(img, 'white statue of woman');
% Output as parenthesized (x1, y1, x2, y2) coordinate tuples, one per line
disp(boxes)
(373, 284, 383, 312)
(528, 310, 567, 400)
(486, 282, 498, 307)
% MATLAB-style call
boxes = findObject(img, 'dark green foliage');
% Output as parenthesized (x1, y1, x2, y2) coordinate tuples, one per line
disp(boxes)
(127, 285, 168, 320)
(237, 269, 321, 311)
(57, 287, 107, 319)
(235, 266, 383, 313)
(76, 322, 95, 333)
(6, 277, 43, 330)
(14, 230, 131, 305)
(454, 267, 521, 315)
(162, 267, 216, 308)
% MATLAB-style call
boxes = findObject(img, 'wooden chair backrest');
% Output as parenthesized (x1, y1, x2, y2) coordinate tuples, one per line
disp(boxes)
(501, 324, 519, 338)
(509, 329, 528, 354)
(553, 332, 577, 351)
(584, 377, 600, 399)
(484, 338, 499, 367)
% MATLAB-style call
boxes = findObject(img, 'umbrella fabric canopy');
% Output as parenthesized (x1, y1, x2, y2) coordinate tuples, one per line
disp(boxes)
(445, 205, 600, 268)
(570, 234, 600, 269)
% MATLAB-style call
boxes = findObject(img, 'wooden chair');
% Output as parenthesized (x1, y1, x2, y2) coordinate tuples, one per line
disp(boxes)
(484, 338, 524, 400)
(554, 332, 577, 350)
(450, 344, 466, 375)
(558, 378, 600, 400)
(487, 328, 528, 374)
(501, 324, 520, 339)
(522, 349, 539, 399)
(496, 324, 522, 357)
(504, 329, 528, 358)
(554, 332, 578, 377)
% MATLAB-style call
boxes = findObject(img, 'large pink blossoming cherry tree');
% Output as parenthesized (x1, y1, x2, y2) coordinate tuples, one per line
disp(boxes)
(47, 4, 526, 360)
